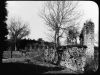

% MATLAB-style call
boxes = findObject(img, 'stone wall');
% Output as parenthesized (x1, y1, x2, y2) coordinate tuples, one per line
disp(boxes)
(60, 46, 87, 71)
(44, 48, 56, 62)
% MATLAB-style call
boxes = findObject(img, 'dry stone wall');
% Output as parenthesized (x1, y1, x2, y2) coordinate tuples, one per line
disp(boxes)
(60, 46, 87, 71)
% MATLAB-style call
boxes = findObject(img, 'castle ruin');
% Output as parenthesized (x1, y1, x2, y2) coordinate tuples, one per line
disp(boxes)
(60, 20, 94, 71)
(80, 20, 94, 58)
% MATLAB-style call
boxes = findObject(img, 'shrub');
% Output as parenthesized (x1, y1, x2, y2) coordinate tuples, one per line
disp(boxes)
(3, 51, 11, 59)
(26, 52, 37, 58)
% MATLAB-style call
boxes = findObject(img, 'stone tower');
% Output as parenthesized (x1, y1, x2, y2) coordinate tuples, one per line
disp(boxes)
(82, 20, 94, 58)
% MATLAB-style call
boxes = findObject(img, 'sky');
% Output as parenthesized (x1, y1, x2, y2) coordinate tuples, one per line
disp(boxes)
(6, 1, 99, 45)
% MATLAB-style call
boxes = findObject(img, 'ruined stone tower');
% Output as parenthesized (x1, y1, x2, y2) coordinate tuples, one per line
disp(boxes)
(82, 20, 94, 58)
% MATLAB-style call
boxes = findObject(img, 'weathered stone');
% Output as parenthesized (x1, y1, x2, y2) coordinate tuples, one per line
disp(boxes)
(60, 46, 86, 71)
(82, 21, 94, 58)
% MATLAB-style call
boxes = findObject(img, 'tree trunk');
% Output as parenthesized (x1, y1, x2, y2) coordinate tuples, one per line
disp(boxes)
(11, 43, 14, 58)
(53, 30, 60, 65)
(11, 49, 13, 58)
(54, 31, 57, 49)
(53, 31, 57, 63)
(56, 30, 61, 66)
(15, 43, 17, 51)
(15, 38, 17, 51)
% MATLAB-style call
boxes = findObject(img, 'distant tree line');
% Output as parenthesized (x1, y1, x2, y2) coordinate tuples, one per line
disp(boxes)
(6, 38, 55, 51)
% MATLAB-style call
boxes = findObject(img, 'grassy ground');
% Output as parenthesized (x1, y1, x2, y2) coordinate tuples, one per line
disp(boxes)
(2, 57, 78, 74)
(2, 49, 98, 74)
(1, 63, 77, 74)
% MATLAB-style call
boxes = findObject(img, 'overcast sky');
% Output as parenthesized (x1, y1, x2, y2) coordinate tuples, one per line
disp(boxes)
(6, 1, 98, 45)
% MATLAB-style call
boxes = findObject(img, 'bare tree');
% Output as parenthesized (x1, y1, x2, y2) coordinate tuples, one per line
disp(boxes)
(40, 1, 82, 65)
(45, 30, 55, 43)
(7, 17, 30, 52)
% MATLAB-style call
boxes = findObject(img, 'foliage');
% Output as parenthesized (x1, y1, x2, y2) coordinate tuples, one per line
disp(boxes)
(12, 51, 23, 58)
(83, 20, 94, 34)
(0, 1, 8, 63)
(65, 25, 80, 45)
(3, 51, 11, 59)
(44, 48, 56, 63)
(3, 51, 23, 59)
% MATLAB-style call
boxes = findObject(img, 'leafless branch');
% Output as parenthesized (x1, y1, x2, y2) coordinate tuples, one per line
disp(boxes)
(40, 1, 82, 47)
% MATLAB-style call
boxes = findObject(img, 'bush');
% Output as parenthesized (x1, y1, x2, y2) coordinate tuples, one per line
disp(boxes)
(3, 51, 23, 58)
(26, 51, 39, 58)
(3, 51, 11, 59)
(12, 51, 23, 58)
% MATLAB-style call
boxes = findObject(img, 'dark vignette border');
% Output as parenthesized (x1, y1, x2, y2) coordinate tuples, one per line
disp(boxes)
(1, 0, 99, 75)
